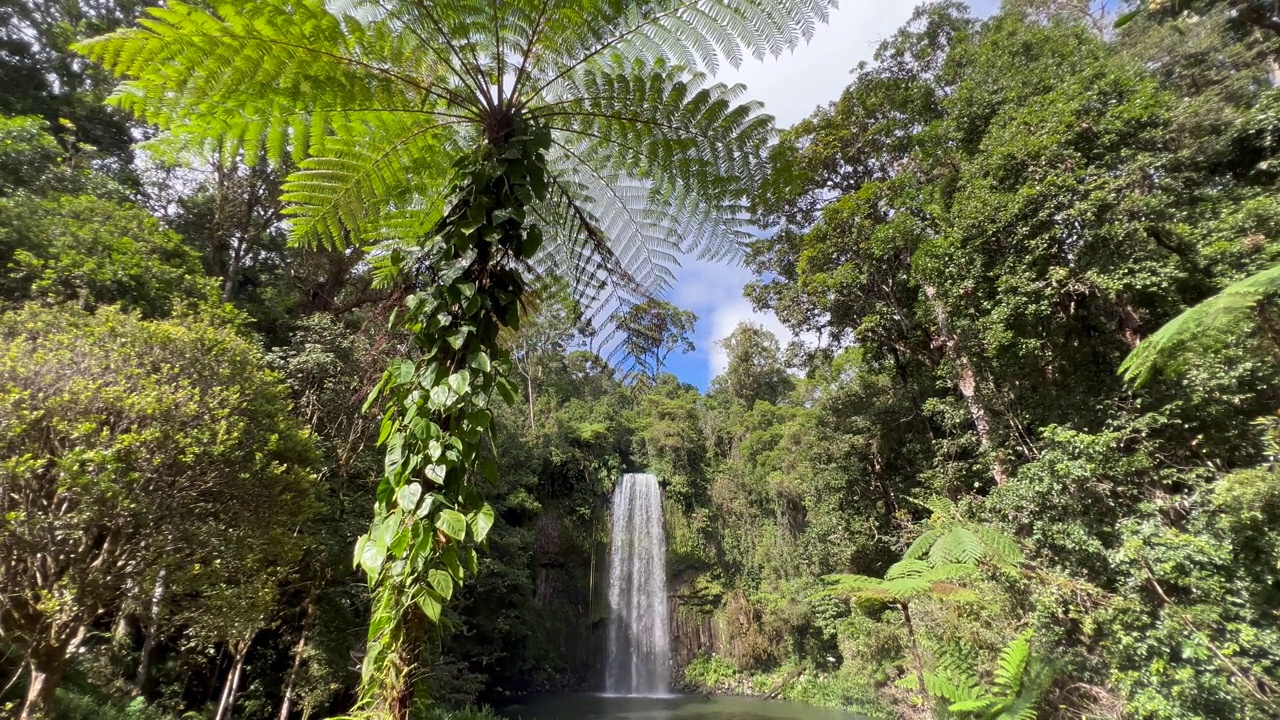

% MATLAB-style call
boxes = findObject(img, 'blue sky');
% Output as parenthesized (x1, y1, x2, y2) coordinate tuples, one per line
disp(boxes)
(660, 0, 1002, 389)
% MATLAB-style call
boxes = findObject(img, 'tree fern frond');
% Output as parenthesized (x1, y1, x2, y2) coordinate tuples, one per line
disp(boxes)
(547, 139, 681, 293)
(76, 0, 462, 164)
(972, 525, 1026, 568)
(1121, 263, 1280, 386)
(928, 526, 985, 565)
(815, 573, 883, 593)
(905, 508, 1025, 570)
(528, 0, 833, 99)
(923, 563, 980, 584)
(903, 527, 945, 561)
(281, 117, 456, 249)
(885, 559, 932, 581)
(82, 0, 835, 332)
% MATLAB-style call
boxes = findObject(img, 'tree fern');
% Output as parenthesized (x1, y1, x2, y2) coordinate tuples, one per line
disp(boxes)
(816, 558, 979, 702)
(1121, 263, 1280, 386)
(78, 1, 834, 716)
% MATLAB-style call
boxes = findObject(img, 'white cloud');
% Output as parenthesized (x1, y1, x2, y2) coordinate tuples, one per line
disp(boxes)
(709, 2, 920, 127)
(670, 260, 795, 379)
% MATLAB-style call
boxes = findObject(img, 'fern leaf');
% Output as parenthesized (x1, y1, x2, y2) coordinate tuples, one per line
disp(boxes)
(928, 526, 984, 565)
(973, 525, 1027, 568)
(885, 559, 932, 581)
(922, 563, 979, 584)
(903, 527, 945, 561)
(950, 698, 999, 714)
(79, 0, 836, 322)
(1121, 263, 1280, 386)
(993, 631, 1033, 695)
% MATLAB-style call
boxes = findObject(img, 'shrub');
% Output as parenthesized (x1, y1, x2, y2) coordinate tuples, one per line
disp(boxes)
(684, 654, 741, 689)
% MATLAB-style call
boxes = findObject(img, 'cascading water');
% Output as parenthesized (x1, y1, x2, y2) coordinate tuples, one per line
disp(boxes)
(605, 472, 671, 696)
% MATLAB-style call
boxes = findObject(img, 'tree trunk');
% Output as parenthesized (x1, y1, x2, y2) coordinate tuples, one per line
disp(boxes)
(900, 602, 928, 703)
(526, 367, 537, 430)
(134, 568, 167, 694)
(922, 284, 1009, 484)
(1117, 295, 1142, 350)
(277, 634, 307, 720)
(278, 593, 319, 720)
(113, 577, 140, 647)
(214, 665, 234, 720)
(20, 647, 70, 720)
(373, 609, 426, 720)
(214, 635, 252, 720)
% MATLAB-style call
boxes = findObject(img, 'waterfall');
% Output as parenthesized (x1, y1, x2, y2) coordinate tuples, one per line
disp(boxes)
(606, 472, 671, 696)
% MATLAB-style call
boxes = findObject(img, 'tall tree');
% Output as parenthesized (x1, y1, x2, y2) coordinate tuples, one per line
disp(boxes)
(615, 297, 698, 382)
(712, 321, 792, 406)
(0, 0, 151, 179)
(0, 305, 316, 720)
(78, 0, 833, 715)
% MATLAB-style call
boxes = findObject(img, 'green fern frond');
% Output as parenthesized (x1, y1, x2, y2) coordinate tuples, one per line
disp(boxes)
(903, 527, 945, 561)
(1121, 263, 1280, 386)
(951, 698, 1000, 714)
(904, 505, 1025, 570)
(972, 526, 1026, 568)
(281, 120, 454, 249)
(885, 559, 933, 581)
(928, 526, 985, 565)
(924, 563, 980, 583)
(992, 631, 1033, 695)
(76, 1, 452, 164)
(927, 631, 1050, 720)
(80, 0, 834, 315)
(925, 669, 982, 704)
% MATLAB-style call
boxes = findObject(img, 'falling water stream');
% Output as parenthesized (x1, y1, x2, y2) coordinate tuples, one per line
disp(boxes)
(606, 472, 671, 696)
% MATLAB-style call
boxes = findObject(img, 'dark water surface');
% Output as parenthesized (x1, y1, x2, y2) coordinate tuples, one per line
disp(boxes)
(502, 694, 868, 720)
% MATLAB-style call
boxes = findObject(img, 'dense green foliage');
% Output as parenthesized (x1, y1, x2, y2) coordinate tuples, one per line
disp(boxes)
(658, 4, 1280, 719)
(3, 1, 1280, 720)
(76, 0, 835, 714)
(0, 304, 317, 718)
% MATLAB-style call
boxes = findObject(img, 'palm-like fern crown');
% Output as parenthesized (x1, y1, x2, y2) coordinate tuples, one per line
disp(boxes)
(903, 498, 1024, 568)
(78, 0, 835, 316)
(818, 560, 978, 606)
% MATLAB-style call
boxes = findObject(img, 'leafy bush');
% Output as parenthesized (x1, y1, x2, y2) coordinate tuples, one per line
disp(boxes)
(684, 654, 740, 689)
(778, 672, 891, 717)
(53, 691, 178, 720)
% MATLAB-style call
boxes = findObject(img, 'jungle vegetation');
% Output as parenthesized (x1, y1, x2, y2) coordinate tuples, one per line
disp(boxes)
(2, 1, 1280, 719)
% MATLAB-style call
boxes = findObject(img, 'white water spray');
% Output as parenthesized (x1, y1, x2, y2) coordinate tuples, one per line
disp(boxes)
(605, 472, 671, 696)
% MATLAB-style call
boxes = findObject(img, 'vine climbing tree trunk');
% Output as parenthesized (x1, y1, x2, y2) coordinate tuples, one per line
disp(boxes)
(356, 120, 549, 719)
